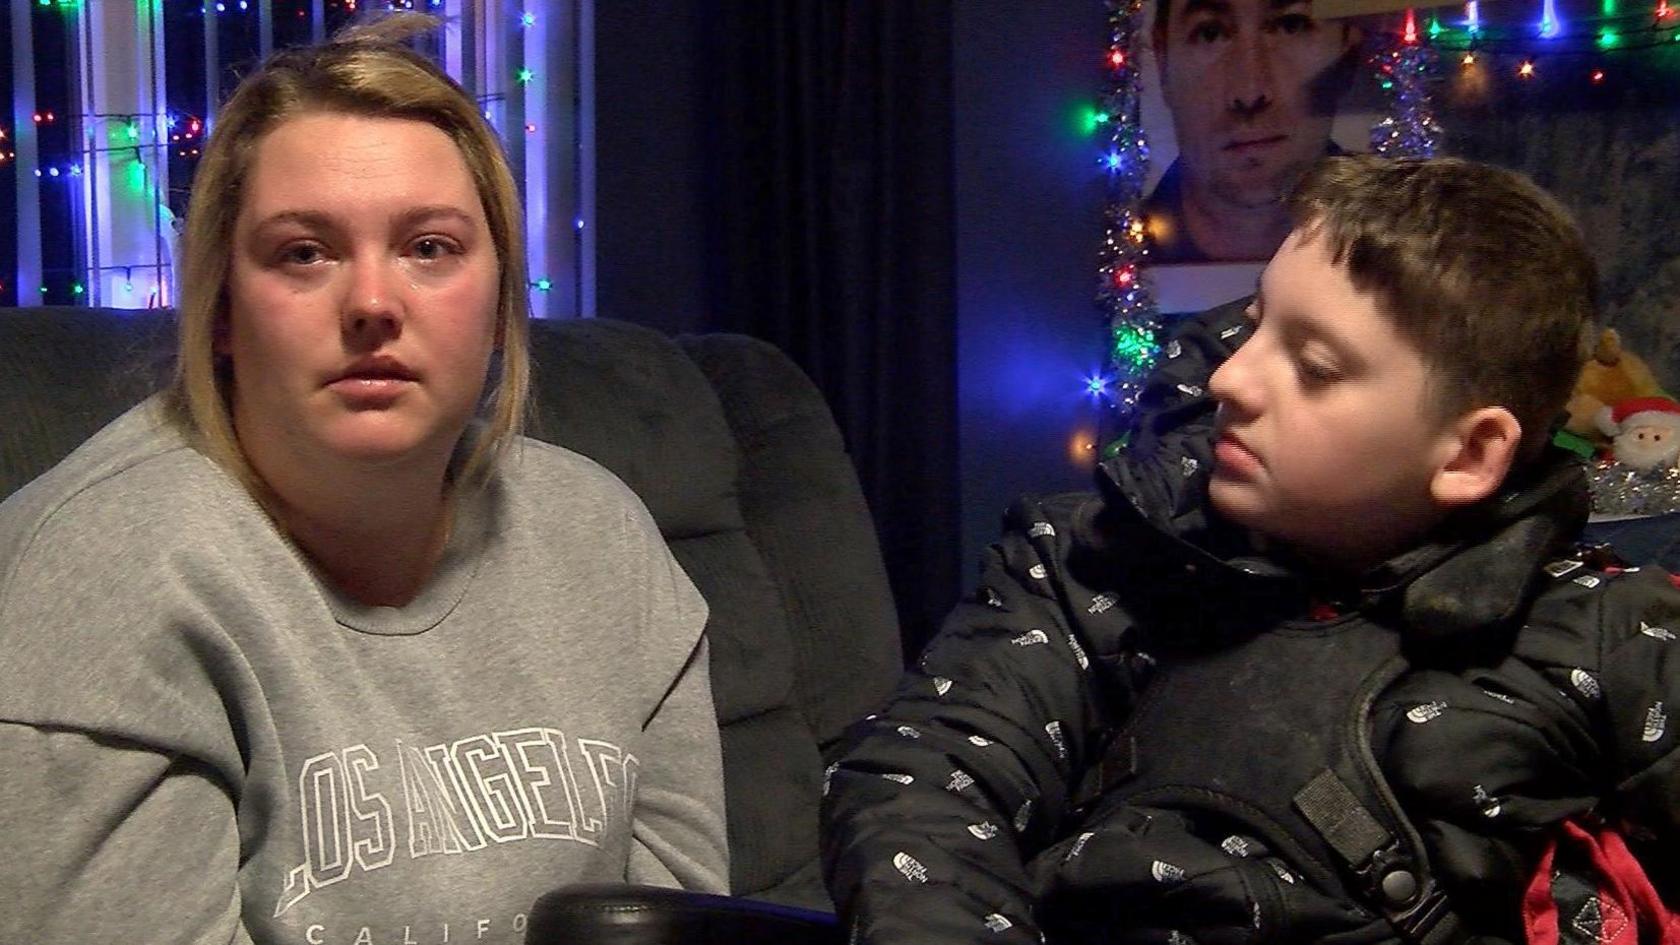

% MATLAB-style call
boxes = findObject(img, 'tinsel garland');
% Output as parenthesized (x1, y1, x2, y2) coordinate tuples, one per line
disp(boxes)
(1098, 0, 1161, 422)
(1370, 32, 1443, 158)
(1588, 459, 1680, 517)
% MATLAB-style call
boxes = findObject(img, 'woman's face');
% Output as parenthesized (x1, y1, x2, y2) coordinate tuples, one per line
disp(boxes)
(224, 113, 500, 482)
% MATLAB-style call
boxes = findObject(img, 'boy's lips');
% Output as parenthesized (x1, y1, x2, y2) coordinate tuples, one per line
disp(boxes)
(1214, 430, 1262, 475)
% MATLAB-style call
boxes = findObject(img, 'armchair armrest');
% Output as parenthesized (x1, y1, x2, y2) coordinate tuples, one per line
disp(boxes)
(526, 883, 843, 945)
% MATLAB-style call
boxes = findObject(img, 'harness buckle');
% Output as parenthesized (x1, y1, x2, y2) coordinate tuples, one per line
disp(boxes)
(1354, 841, 1464, 945)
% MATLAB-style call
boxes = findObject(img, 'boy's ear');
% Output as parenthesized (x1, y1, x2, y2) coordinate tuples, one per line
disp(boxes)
(1431, 406, 1521, 508)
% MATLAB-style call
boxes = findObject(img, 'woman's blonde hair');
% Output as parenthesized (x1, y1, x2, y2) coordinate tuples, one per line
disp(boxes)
(165, 13, 529, 493)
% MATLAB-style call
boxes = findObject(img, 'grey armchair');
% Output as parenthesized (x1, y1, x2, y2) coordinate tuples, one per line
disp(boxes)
(0, 306, 902, 920)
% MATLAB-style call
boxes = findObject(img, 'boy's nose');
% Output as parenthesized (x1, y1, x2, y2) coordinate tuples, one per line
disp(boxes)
(1209, 351, 1257, 417)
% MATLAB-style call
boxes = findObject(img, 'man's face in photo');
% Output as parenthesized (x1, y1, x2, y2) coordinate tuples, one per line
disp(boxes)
(1154, 0, 1359, 210)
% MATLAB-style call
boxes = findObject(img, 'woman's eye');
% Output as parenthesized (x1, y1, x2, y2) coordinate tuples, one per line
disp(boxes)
(412, 237, 456, 260)
(280, 243, 324, 266)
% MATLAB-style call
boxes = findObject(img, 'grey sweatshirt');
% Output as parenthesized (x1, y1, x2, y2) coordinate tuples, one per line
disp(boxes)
(0, 399, 728, 945)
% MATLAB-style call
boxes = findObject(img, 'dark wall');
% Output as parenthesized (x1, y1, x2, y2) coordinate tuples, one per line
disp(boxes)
(598, 1, 1119, 591)
(593, 1, 711, 334)
(1440, 54, 1680, 389)
(953, 1, 1112, 577)
(593, 3, 962, 653)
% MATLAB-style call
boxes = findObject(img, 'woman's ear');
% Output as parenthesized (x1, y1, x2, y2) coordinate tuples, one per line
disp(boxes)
(1431, 406, 1522, 508)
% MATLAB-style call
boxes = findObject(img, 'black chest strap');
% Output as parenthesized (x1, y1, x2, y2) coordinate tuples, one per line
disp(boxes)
(1295, 770, 1467, 945)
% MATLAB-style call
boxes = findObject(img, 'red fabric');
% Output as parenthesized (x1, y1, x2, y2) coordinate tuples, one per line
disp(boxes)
(1610, 397, 1680, 426)
(1523, 820, 1680, 945)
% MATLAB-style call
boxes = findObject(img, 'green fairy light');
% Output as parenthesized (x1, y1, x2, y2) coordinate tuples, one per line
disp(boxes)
(1078, 106, 1112, 137)
(1111, 323, 1158, 368)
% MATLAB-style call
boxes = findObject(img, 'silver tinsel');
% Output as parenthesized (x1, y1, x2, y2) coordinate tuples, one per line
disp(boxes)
(1588, 459, 1680, 517)
(1099, 0, 1161, 419)
(1370, 38, 1443, 158)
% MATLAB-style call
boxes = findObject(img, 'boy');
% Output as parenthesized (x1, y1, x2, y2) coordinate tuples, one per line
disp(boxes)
(821, 156, 1679, 945)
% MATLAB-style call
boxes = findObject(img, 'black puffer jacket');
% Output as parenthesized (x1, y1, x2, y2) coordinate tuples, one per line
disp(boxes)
(820, 300, 1680, 945)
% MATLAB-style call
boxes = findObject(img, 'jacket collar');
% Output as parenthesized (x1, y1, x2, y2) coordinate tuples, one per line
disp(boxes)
(1096, 443, 1588, 659)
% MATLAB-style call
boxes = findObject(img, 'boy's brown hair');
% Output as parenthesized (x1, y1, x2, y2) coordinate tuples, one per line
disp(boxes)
(1286, 154, 1599, 462)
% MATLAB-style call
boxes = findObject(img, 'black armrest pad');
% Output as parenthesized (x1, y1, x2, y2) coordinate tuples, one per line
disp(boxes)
(526, 884, 843, 945)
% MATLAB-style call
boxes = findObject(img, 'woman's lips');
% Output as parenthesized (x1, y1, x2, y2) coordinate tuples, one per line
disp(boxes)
(328, 375, 415, 406)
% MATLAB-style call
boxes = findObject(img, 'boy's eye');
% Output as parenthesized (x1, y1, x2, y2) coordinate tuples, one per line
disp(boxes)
(1297, 359, 1342, 385)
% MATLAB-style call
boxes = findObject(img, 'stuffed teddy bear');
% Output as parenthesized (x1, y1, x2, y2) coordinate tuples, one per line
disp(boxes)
(1567, 328, 1668, 442)
(1596, 397, 1680, 471)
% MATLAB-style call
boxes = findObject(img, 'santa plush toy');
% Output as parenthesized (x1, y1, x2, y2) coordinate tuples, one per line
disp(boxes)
(1596, 397, 1680, 471)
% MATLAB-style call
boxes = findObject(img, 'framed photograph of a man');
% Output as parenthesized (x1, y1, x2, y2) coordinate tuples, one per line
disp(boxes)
(1138, 0, 1384, 302)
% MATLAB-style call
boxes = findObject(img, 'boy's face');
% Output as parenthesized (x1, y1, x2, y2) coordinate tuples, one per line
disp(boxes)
(1207, 228, 1461, 567)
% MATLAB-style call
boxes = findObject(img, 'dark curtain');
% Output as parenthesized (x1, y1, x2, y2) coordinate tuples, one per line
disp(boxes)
(692, 3, 959, 659)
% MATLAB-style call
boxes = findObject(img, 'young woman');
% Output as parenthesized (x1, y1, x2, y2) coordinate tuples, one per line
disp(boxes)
(0, 17, 727, 944)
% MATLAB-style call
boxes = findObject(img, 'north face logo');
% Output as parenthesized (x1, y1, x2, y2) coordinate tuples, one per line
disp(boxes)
(1011, 629, 1050, 647)
(1641, 622, 1677, 641)
(968, 822, 999, 840)
(1544, 559, 1584, 578)
(1044, 721, 1067, 759)
(892, 852, 928, 883)
(1643, 702, 1668, 743)
(1570, 669, 1602, 701)
(1066, 634, 1090, 669)
(1151, 860, 1186, 884)
(1406, 701, 1448, 723)
(1013, 800, 1034, 832)
(1473, 784, 1503, 818)
(1067, 831, 1095, 859)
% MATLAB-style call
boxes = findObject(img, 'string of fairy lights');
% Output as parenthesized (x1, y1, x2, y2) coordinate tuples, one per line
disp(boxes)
(1087, 0, 1680, 433)
(2, 0, 568, 306)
